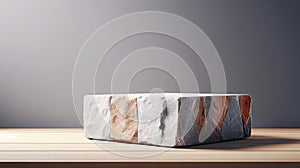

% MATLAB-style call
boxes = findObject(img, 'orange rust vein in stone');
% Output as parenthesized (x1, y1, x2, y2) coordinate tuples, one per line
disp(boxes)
(110, 97, 138, 142)
(212, 96, 230, 133)
(239, 95, 251, 128)
(196, 97, 206, 132)
(175, 136, 184, 147)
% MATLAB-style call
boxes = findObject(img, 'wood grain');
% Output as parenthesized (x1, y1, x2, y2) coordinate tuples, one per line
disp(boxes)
(0, 128, 299, 162)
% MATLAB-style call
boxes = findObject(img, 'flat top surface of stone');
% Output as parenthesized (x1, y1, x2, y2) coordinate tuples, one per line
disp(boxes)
(0, 128, 299, 162)
(85, 93, 249, 97)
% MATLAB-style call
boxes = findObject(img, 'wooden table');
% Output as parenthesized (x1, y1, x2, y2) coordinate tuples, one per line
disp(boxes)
(0, 128, 299, 167)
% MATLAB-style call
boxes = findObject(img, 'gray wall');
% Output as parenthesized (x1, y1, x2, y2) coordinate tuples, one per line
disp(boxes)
(0, 0, 299, 127)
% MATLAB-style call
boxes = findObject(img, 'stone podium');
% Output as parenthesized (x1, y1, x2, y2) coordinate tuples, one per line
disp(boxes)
(84, 93, 252, 147)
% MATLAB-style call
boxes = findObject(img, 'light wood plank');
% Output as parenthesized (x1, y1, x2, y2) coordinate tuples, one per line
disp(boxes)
(0, 128, 299, 162)
(0, 142, 299, 151)
(0, 151, 299, 162)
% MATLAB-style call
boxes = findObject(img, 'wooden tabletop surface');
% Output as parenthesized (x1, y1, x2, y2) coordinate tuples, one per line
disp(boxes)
(0, 128, 299, 163)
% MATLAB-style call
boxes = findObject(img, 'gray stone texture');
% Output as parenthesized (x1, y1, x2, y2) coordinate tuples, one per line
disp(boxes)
(84, 93, 252, 147)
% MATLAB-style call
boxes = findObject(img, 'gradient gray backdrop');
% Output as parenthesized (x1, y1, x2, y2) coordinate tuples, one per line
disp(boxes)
(0, 0, 299, 127)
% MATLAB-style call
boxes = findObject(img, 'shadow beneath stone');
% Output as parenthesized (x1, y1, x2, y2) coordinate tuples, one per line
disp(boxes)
(185, 135, 299, 149)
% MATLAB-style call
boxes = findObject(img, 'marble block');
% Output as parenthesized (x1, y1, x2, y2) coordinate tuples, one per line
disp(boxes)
(84, 93, 252, 147)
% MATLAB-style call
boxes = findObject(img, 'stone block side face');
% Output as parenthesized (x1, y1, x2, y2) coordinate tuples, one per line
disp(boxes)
(176, 96, 244, 146)
(137, 96, 166, 145)
(199, 96, 230, 143)
(83, 95, 111, 139)
(210, 96, 230, 133)
(83, 94, 252, 147)
(220, 96, 245, 140)
(110, 96, 138, 142)
(137, 96, 178, 147)
(176, 97, 201, 146)
(163, 96, 179, 146)
(238, 95, 252, 137)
